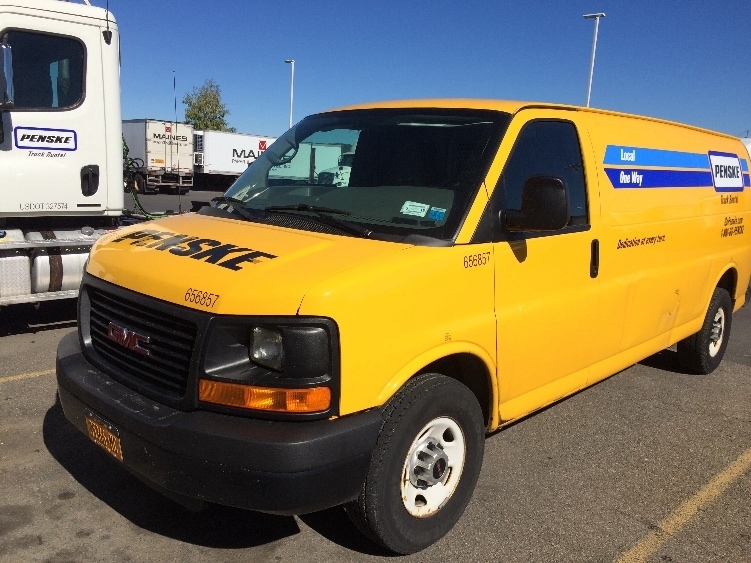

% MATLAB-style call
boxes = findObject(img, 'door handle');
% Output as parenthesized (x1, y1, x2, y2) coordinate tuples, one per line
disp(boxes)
(81, 164, 99, 196)
(590, 239, 600, 279)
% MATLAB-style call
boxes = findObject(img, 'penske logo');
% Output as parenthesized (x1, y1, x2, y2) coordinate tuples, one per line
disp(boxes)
(111, 229, 277, 271)
(14, 127, 77, 151)
(709, 151, 744, 192)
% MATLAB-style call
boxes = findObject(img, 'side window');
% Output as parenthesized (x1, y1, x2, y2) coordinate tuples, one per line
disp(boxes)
(1, 30, 85, 110)
(499, 120, 588, 226)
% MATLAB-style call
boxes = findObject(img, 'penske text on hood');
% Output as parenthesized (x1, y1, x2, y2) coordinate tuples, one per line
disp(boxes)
(86, 214, 405, 315)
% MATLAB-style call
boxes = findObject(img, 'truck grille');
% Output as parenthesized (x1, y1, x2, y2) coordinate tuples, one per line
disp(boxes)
(87, 287, 197, 397)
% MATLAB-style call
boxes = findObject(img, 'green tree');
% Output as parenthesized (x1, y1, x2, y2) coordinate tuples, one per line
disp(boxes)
(182, 79, 236, 132)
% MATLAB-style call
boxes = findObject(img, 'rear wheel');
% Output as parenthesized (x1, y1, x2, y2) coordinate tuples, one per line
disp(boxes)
(345, 373, 485, 554)
(134, 174, 145, 194)
(677, 287, 733, 374)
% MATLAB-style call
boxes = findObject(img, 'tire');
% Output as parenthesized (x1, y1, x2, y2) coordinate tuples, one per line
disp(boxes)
(677, 287, 733, 374)
(345, 373, 485, 554)
(134, 174, 145, 194)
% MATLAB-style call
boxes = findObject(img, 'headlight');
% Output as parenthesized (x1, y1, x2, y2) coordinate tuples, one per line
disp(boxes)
(201, 318, 339, 418)
(250, 326, 283, 371)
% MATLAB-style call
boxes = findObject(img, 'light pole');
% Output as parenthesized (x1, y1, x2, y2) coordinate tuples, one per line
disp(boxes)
(284, 59, 295, 128)
(584, 13, 605, 108)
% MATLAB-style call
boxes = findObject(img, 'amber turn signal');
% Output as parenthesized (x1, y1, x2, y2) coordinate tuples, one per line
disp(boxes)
(198, 380, 331, 413)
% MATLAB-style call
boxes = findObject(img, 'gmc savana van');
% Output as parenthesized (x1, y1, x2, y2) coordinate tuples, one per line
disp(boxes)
(57, 100, 751, 553)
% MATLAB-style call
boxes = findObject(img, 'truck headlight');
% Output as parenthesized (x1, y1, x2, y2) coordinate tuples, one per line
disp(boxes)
(250, 326, 284, 371)
(201, 318, 339, 418)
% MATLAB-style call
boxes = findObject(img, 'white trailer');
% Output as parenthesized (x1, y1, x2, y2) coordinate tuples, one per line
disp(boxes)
(122, 119, 193, 194)
(0, 0, 123, 305)
(193, 130, 276, 190)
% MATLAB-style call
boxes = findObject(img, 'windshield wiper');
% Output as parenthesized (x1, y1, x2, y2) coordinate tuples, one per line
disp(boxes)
(263, 204, 373, 238)
(211, 196, 255, 220)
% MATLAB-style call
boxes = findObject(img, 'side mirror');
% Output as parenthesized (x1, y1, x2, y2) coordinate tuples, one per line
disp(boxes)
(504, 175, 570, 232)
(0, 44, 14, 111)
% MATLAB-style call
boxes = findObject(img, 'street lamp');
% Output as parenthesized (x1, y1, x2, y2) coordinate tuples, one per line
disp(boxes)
(583, 13, 605, 108)
(284, 59, 295, 129)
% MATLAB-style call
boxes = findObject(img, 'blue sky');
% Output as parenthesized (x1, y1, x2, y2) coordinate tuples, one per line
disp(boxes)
(113, 1, 751, 139)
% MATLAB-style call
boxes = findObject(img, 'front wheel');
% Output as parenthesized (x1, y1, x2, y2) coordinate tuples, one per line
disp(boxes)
(346, 373, 485, 554)
(677, 287, 733, 374)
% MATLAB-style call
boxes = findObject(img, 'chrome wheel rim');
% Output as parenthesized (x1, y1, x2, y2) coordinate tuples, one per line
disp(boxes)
(708, 307, 726, 358)
(401, 416, 466, 518)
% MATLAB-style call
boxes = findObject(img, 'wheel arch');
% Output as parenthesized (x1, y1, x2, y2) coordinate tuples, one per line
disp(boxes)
(716, 266, 738, 306)
(416, 354, 494, 429)
(376, 345, 498, 431)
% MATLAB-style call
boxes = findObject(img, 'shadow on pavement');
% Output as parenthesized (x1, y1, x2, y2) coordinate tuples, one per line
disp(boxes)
(43, 394, 384, 553)
(43, 395, 300, 549)
(638, 348, 693, 374)
(298, 508, 392, 557)
(0, 300, 77, 337)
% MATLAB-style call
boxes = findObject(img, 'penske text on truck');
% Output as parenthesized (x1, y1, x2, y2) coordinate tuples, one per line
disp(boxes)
(56, 100, 751, 553)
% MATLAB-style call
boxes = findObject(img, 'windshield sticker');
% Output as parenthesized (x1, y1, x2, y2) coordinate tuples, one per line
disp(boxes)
(111, 229, 277, 271)
(428, 207, 446, 221)
(400, 201, 430, 217)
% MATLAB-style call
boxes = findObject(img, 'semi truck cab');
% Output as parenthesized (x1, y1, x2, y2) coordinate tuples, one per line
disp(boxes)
(0, 0, 122, 304)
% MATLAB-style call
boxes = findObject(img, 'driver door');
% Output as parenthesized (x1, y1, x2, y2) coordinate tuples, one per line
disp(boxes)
(492, 111, 602, 421)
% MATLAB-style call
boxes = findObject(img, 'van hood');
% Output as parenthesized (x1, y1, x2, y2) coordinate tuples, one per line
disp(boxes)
(86, 213, 406, 315)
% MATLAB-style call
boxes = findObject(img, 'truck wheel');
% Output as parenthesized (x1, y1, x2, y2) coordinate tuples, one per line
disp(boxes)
(345, 373, 485, 554)
(134, 174, 145, 194)
(677, 287, 733, 374)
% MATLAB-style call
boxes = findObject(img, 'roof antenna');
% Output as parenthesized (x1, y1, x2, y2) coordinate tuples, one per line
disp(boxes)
(102, 0, 112, 45)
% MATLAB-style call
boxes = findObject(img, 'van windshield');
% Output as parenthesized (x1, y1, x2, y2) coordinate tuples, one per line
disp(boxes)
(224, 108, 509, 242)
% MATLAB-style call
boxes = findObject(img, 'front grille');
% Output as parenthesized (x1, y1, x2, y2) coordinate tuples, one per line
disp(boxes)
(87, 287, 197, 397)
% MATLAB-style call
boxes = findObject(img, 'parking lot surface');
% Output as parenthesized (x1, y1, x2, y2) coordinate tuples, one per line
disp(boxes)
(1, 194, 750, 561)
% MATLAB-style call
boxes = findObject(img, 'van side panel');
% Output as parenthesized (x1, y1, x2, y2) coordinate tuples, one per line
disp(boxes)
(585, 112, 751, 383)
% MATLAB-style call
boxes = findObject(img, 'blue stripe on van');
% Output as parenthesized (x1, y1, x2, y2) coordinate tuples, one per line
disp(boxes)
(742, 159, 749, 172)
(605, 168, 713, 189)
(603, 146, 710, 169)
(745, 173, 750, 187)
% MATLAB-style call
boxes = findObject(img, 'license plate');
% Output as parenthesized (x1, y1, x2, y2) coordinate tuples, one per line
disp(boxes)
(85, 413, 123, 461)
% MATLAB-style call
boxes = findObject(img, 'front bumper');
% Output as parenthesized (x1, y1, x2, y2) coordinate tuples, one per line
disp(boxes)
(56, 331, 382, 515)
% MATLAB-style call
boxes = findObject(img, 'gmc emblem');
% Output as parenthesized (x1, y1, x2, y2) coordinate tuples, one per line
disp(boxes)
(106, 322, 151, 356)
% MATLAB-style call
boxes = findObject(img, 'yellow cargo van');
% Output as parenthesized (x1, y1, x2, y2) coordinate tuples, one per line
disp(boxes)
(57, 100, 751, 553)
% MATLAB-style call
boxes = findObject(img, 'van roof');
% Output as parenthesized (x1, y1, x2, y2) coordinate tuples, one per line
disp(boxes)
(327, 99, 738, 141)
